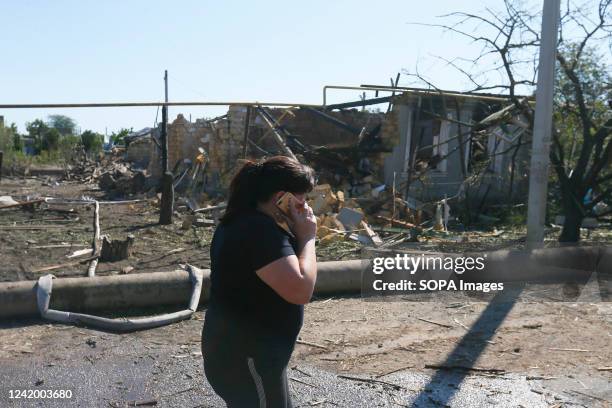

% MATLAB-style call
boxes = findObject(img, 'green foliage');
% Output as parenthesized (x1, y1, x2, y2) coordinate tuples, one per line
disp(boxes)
(12, 133, 23, 152)
(48, 114, 77, 136)
(81, 130, 103, 152)
(58, 134, 80, 158)
(26, 119, 48, 153)
(110, 127, 132, 145)
(0, 125, 13, 152)
(42, 128, 61, 151)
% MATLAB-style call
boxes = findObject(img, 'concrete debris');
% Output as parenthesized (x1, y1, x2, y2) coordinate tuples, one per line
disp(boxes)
(121, 266, 135, 274)
(0, 196, 19, 207)
(66, 248, 94, 259)
(52, 102, 476, 248)
(336, 208, 364, 230)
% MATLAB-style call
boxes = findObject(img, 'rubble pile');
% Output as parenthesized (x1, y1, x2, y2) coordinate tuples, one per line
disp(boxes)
(97, 162, 146, 197)
(65, 151, 147, 197)
(305, 183, 423, 247)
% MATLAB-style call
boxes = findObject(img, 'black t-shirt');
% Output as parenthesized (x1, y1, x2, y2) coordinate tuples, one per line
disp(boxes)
(205, 207, 303, 359)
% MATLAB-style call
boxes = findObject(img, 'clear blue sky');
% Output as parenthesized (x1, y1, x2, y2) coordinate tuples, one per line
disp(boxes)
(1, 0, 542, 137)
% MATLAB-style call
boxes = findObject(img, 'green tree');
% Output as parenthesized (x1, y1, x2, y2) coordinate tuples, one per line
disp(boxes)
(42, 128, 61, 151)
(0, 122, 15, 152)
(409, 0, 611, 242)
(81, 130, 103, 152)
(551, 42, 612, 241)
(26, 119, 49, 153)
(110, 127, 133, 145)
(48, 115, 77, 136)
(12, 133, 23, 152)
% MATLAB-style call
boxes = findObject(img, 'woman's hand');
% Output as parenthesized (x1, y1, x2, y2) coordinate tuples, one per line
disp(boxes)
(288, 196, 317, 242)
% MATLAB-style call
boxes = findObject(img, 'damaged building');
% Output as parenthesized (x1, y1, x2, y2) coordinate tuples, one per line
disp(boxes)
(123, 87, 530, 212)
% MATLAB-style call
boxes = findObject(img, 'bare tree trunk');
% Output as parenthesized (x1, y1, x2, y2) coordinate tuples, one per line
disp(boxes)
(559, 204, 583, 242)
(507, 134, 524, 201)
(558, 176, 585, 242)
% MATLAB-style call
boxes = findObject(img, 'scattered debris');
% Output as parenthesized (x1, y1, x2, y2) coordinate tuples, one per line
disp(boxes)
(121, 266, 135, 274)
(337, 374, 404, 390)
(31, 255, 98, 273)
(375, 364, 414, 378)
(296, 339, 329, 350)
(289, 377, 317, 388)
(416, 317, 453, 328)
(125, 399, 158, 407)
(66, 248, 94, 259)
(423, 364, 506, 374)
(597, 366, 612, 371)
(0, 197, 45, 210)
(0, 196, 19, 207)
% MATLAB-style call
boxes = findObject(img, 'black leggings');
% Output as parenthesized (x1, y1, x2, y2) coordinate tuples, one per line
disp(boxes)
(202, 312, 294, 407)
(203, 350, 292, 407)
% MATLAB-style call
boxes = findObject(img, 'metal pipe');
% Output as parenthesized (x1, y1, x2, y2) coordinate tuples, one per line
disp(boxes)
(0, 261, 362, 319)
(361, 84, 534, 101)
(1, 248, 609, 320)
(36, 264, 204, 332)
(0, 101, 322, 109)
(322, 85, 530, 106)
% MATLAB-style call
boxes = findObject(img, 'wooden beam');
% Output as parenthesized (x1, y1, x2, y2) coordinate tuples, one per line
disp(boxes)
(255, 106, 297, 160)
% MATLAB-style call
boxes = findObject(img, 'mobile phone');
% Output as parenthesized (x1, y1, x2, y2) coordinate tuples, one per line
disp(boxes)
(276, 192, 301, 217)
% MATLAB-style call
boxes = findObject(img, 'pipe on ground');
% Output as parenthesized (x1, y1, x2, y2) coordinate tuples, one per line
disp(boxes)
(35, 264, 204, 332)
(0, 247, 609, 319)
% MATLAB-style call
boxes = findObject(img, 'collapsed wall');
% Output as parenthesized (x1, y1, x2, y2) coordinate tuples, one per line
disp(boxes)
(148, 114, 214, 179)
(145, 106, 394, 196)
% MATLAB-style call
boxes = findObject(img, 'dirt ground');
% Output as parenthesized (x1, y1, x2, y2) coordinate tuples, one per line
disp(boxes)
(0, 298, 611, 406)
(2, 175, 610, 283)
(1, 174, 611, 405)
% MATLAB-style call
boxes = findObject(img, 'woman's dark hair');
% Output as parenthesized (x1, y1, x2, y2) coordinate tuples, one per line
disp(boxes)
(220, 156, 316, 224)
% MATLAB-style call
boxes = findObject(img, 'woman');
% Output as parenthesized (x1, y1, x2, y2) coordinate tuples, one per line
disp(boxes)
(202, 155, 318, 407)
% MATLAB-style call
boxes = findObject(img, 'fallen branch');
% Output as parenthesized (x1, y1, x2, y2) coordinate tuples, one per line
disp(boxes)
(192, 203, 227, 213)
(424, 364, 505, 374)
(453, 317, 469, 330)
(31, 255, 98, 273)
(548, 347, 591, 352)
(337, 374, 404, 389)
(416, 317, 453, 328)
(296, 339, 329, 350)
(291, 366, 312, 377)
(376, 364, 414, 378)
(289, 377, 317, 388)
(567, 389, 610, 403)
(0, 225, 82, 230)
(31, 244, 88, 249)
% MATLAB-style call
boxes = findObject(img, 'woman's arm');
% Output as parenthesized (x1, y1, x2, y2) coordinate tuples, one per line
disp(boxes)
(255, 199, 317, 305)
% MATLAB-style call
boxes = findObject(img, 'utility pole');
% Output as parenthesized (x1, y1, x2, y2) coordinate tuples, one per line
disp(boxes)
(159, 69, 174, 225)
(526, 0, 561, 249)
(242, 105, 252, 158)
